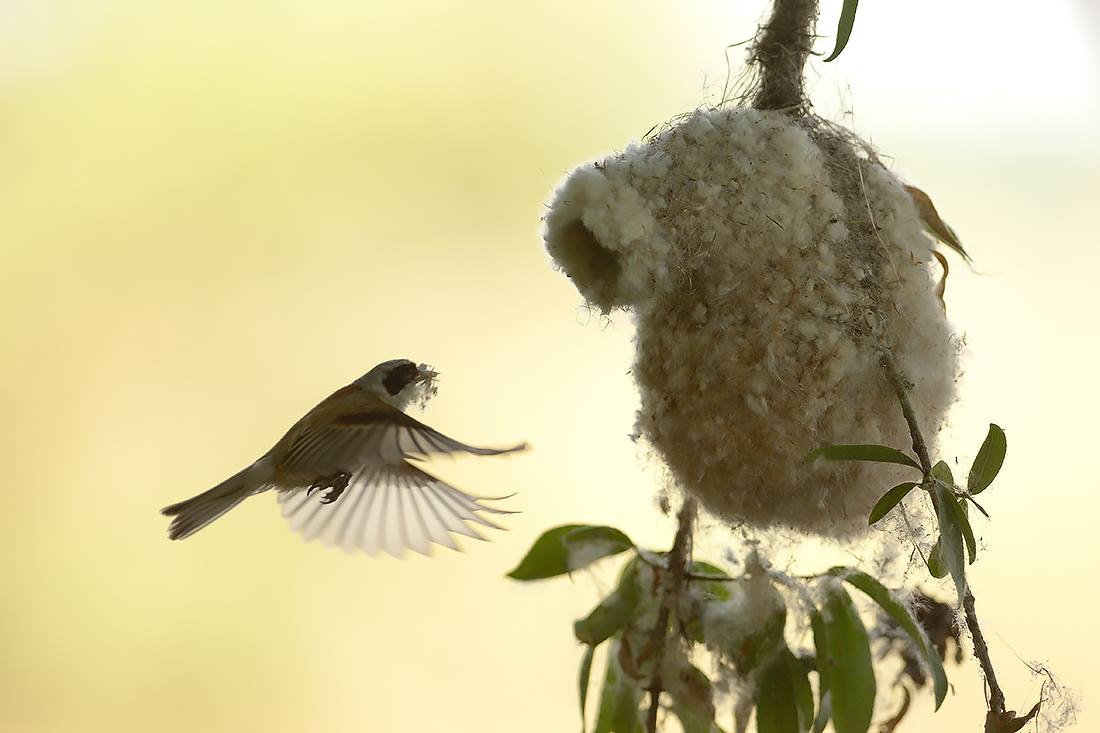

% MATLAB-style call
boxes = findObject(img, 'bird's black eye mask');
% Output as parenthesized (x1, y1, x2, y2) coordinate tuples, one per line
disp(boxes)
(383, 362, 420, 396)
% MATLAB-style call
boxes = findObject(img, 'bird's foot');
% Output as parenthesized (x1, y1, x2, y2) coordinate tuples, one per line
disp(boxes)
(306, 471, 351, 505)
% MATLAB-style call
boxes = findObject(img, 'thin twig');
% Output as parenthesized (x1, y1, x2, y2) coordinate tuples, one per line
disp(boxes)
(644, 497, 698, 733)
(879, 347, 1007, 716)
(878, 349, 933, 473)
(965, 589, 1007, 715)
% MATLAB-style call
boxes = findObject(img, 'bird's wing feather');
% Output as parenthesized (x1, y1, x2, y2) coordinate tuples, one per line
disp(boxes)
(277, 463, 512, 556)
(333, 410, 526, 459)
(280, 407, 525, 476)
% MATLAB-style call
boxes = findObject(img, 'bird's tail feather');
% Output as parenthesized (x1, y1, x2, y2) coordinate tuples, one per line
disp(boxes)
(162, 468, 250, 540)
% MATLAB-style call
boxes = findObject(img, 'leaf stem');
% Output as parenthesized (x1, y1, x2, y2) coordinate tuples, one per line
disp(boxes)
(644, 497, 698, 733)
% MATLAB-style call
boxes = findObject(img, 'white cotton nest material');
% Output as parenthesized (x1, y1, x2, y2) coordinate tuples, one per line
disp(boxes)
(544, 107, 957, 538)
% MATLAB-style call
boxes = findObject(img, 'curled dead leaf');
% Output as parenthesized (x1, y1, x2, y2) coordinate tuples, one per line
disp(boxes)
(906, 184, 972, 262)
(931, 250, 949, 312)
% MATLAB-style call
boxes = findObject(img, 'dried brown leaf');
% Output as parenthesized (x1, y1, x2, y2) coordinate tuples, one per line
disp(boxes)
(906, 184, 972, 262)
(931, 249, 949, 312)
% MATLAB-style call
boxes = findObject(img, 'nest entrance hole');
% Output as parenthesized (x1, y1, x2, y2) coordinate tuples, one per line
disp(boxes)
(557, 218, 622, 301)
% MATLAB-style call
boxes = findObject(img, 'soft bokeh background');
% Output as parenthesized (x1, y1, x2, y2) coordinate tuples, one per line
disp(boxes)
(2, 1, 1097, 731)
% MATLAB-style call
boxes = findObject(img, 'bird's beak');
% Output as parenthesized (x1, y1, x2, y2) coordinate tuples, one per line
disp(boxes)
(415, 368, 439, 383)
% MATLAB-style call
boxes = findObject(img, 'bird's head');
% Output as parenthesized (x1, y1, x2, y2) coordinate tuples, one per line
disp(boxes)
(355, 359, 439, 410)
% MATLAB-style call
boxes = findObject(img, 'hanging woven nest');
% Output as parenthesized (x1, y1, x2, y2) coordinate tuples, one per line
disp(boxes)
(542, 4, 961, 538)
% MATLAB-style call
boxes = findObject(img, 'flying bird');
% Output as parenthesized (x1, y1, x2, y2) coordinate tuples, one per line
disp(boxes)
(161, 359, 525, 556)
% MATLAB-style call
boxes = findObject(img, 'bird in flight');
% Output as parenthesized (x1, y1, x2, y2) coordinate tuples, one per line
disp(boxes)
(161, 359, 525, 556)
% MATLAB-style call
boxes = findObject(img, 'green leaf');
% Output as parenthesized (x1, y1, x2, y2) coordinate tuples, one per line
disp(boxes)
(926, 537, 948, 578)
(507, 525, 634, 580)
(968, 424, 1007, 494)
(575, 560, 644, 646)
(828, 568, 949, 709)
(929, 460, 976, 565)
(823, 0, 860, 62)
(810, 611, 829, 689)
(691, 560, 734, 601)
(930, 480, 968, 600)
(756, 653, 799, 733)
(804, 444, 920, 471)
(819, 584, 875, 733)
(953, 498, 977, 565)
(757, 648, 813, 733)
(868, 482, 919, 524)
(579, 645, 595, 733)
(690, 560, 732, 581)
(930, 460, 954, 485)
(594, 639, 644, 733)
(809, 612, 831, 733)
(812, 690, 831, 733)
(788, 652, 814, 733)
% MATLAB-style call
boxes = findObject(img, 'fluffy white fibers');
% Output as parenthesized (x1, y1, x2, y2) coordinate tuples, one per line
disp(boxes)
(544, 107, 957, 538)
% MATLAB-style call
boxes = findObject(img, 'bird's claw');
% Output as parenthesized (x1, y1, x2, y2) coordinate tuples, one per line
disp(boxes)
(306, 471, 351, 505)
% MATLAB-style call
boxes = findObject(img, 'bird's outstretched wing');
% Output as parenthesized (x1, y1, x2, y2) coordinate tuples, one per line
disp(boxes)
(279, 408, 526, 476)
(277, 463, 512, 556)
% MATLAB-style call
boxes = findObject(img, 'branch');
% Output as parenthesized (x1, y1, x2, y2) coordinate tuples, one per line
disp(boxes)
(879, 349, 933, 473)
(644, 497, 698, 733)
(879, 347, 1006, 716)
(965, 589, 1007, 715)
(750, 0, 819, 112)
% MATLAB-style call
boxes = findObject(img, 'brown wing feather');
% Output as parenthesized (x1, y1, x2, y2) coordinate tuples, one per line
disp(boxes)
(277, 406, 525, 481)
(331, 410, 527, 458)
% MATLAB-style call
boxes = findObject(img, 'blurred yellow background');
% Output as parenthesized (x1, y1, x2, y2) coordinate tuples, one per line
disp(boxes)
(2, 1, 1097, 731)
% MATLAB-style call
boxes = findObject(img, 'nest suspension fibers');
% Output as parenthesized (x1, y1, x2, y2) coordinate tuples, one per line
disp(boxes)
(543, 107, 958, 538)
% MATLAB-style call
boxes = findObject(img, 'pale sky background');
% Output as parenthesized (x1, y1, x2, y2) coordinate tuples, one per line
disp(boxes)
(1, 1, 1097, 731)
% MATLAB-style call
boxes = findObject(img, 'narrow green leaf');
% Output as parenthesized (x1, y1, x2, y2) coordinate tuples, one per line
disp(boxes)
(829, 568, 949, 709)
(758, 648, 814, 733)
(594, 639, 644, 733)
(507, 525, 634, 580)
(507, 525, 583, 580)
(968, 424, 1007, 494)
(819, 584, 875, 733)
(690, 560, 732, 580)
(565, 526, 635, 557)
(756, 651, 800, 733)
(809, 612, 830, 733)
(930, 481, 968, 600)
(930, 460, 954, 485)
(579, 645, 595, 733)
(787, 651, 814, 733)
(575, 561, 644, 646)
(868, 482, 919, 524)
(953, 498, 977, 565)
(823, 0, 860, 62)
(691, 560, 734, 602)
(812, 690, 831, 733)
(804, 444, 920, 470)
(926, 537, 948, 578)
